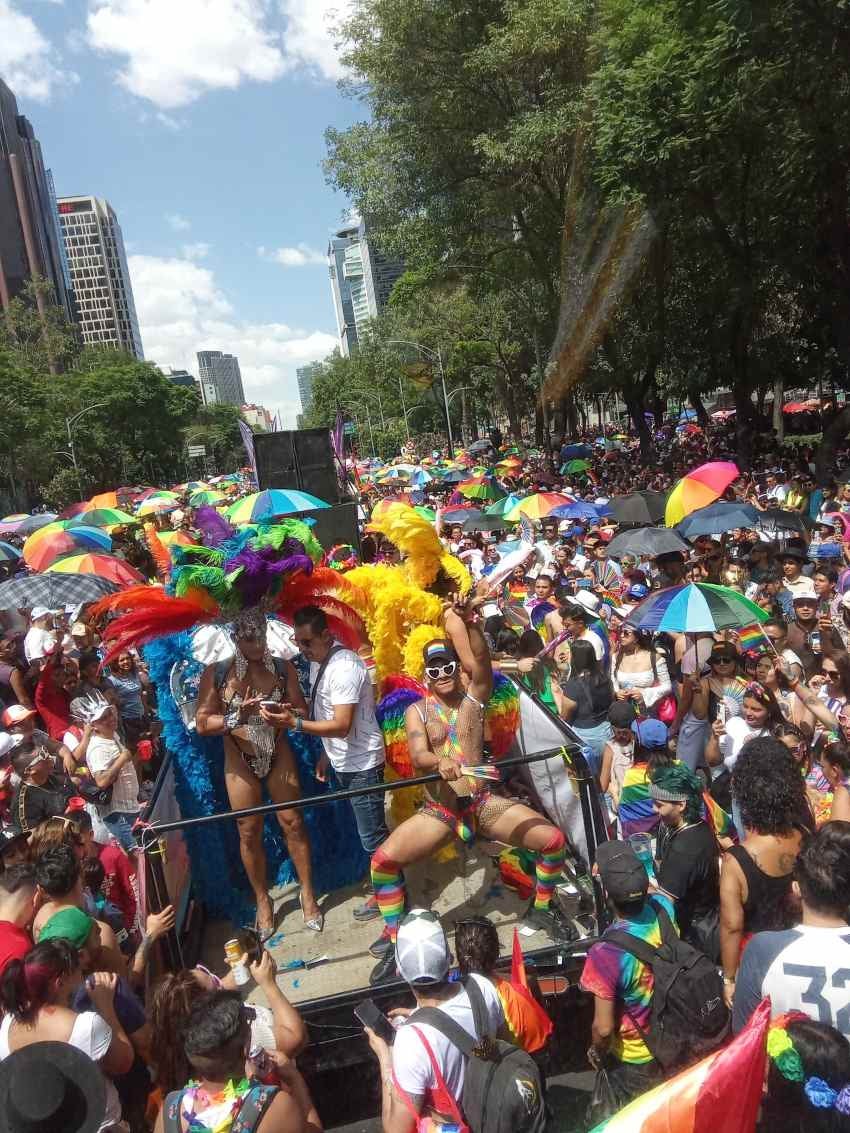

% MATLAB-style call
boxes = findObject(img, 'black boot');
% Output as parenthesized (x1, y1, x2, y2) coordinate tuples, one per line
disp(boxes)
(369, 948, 399, 986)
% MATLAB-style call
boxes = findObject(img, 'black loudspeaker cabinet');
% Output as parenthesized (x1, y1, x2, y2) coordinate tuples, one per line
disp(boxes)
(254, 428, 339, 505)
(307, 501, 360, 553)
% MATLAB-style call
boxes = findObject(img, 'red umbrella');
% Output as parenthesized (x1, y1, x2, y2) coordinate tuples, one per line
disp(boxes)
(58, 501, 89, 520)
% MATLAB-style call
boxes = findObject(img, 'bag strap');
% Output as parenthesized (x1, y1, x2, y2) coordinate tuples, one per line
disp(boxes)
(162, 1089, 185, 1133)
(232, 1084, 279, 1133)
(463, 975, 494, 1044)
(309, 645, 344, 720)
(401, 1025, 465, 1127)
(411, 1007, 477, 1059)
(653, 901, 679, 948)
(604, 928, 660, 968)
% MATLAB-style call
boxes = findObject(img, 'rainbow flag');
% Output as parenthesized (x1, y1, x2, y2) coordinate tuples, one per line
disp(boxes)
(591, 997, 770, 1131)
(737, 623, 768, 652)
(490, 929, 553, 1054)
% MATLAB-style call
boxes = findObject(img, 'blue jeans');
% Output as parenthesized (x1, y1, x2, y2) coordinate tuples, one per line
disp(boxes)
(333, 765, 389, 855)
(102, 810, 140, 852)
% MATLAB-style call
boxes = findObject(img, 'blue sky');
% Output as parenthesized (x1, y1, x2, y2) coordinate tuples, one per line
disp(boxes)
(3, 0, 361, 423)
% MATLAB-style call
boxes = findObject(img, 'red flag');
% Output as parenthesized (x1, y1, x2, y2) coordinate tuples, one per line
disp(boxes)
(495, 929, 554, 1053)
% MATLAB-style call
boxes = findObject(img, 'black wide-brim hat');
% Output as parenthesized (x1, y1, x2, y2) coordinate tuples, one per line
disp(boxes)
(0, 1041, 106, 1133)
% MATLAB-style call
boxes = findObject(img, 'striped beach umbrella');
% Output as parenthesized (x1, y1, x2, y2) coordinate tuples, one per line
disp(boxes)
(226, 489, 330, 524)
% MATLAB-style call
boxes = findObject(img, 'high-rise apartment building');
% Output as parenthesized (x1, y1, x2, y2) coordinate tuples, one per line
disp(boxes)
(296, 361, 321, 419)
(0, 78, 75, 321)
(241, 403, 273, 431)
(57, 195, 143, 357)
(197, 350, 245, 406)
(327, 219, 404, 356)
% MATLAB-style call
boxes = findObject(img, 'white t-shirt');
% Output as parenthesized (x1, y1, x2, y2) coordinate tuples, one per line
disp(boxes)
(23, 625, 55, 663)
(580, 627, 606, 663)
(393, 974, 504, 1101)
(718, 717, 769, 772)
(86, 732, 140, 814)
(0, 1011, 122, 1131)
(309, 649, 384, 772)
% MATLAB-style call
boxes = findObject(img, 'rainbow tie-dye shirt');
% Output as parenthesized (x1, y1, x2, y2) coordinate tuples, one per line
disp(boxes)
(580, 893, 677, 1064)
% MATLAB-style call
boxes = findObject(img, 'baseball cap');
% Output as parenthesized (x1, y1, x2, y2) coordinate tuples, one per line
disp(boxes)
(1, 705, 36, 728)
(395, 909, 450, 985)
(631, 717, 668, 750)
(422, 640, 457, 667)
(0, 733, 15, 761)
(791, 583, 818, 602)
(595, 840, 649, 904)
(627, 582, 649, 601)
(38, 907, 95, 949)
(29, 607, 53, 621)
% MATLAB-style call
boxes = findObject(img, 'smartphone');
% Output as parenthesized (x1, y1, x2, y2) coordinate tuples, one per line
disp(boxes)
(242, 927, 263, 965)
(354, 998, 396, 1044)
(716, 702, 727, 726)
(260, 700, 279, 710)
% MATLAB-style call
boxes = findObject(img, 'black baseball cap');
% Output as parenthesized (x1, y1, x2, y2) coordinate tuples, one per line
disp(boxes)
(596, 840, 649, 904)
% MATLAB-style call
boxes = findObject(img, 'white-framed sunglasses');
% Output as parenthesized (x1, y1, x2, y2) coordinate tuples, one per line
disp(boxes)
(425, 661, 458, 680)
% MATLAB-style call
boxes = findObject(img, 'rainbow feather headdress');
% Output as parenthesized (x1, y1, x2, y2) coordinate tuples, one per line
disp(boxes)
(92, 506, 365, 661)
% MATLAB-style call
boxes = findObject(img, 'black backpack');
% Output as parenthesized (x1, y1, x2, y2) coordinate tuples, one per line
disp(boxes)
(410, 977, 547, 1133)
(605, 899, 729, 1071)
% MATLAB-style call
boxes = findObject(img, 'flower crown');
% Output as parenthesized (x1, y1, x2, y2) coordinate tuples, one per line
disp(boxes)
(767, 1022, 850, 1114)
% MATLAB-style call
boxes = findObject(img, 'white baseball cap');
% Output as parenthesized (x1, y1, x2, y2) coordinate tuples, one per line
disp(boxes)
(395, 909, 450, 985)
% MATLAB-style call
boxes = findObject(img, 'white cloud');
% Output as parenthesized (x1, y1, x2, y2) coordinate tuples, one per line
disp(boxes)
(128, 252, 336, 425)
(182, 242, 211, 261)
(279, 0, 354, 82)
(258, 243, 326, 267)
(0, 0, 75, 101)
(86, 0, 288, 109)
(165, 212, 190, 232)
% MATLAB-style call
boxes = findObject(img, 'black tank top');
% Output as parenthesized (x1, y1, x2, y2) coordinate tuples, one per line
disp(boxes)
(728, 844, 795, 933)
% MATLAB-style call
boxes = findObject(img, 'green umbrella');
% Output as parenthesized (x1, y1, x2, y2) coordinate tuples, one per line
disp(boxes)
(414, 506, 436, 522)
(564, 459, 591, 473)
(485, 493, 524, 516)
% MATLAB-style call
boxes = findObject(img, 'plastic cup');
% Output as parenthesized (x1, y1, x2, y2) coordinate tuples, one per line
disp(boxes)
(628, 833, 656, 879)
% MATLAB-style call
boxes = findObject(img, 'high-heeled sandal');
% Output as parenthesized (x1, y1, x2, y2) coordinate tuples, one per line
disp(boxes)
(254, 903, 275, 944)
(299, 890, 324, 933)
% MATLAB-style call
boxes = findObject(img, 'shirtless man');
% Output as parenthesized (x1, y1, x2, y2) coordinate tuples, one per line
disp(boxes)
(195, 609, 321, 939)
(368, 594, 571, 984)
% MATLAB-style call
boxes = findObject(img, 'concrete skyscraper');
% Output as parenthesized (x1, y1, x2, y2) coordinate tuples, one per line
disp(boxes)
(0, 78, 75, 321)
(327, 219, 404, 356)
(296, 361, 321, 419)
(197, 350, 245, 406)
(57, 195, 143, 357)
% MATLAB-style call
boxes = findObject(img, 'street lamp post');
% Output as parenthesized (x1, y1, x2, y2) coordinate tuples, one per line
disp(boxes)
(66, 402, 108, 500)
(387, 339, 454, 455)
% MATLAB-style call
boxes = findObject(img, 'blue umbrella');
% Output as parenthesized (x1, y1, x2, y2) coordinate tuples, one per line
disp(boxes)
(0, 542, 20, 562)
(675, 501, 759, 539)
(549, 501, 607, 521)
(560, 443, 592, 459)
(627, 582, 769, 633)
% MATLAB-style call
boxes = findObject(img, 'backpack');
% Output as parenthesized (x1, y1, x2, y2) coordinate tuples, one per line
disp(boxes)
(605, 899, 729, 1071)
(408, 976, 547, 1133)
(163, 1083, 277, 1133)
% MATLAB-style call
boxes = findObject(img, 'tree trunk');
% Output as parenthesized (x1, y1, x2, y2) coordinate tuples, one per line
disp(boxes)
(687, 386, 710, 428)
(624, 391, 655, 464)
(772, 378, 785, 443)
(815, 405, 850, 484)
(461, 388, 471, 444)
(565, 391, 579, 438)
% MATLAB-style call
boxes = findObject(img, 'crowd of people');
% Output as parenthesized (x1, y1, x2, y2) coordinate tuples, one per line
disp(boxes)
(1, 420, 850, 1130)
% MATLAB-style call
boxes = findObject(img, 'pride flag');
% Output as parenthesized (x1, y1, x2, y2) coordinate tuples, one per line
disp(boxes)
(590, 997, 770, 1132)
(737, 623, 768, 652)
(492, 929, 554, 1054)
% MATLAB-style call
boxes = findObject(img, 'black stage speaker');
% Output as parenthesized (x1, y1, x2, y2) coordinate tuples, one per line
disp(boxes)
(254, 428, 338, 504)
(307, 501, 360, 552)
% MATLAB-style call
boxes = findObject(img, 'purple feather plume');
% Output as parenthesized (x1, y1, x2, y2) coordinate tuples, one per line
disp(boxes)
(226, 547, 313, 608)
(195, 506, 236, 549)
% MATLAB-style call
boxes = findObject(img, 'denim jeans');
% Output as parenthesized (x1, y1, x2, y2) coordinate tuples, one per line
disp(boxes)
(333, 765, 389, 855)
(102, 810, 140, 852)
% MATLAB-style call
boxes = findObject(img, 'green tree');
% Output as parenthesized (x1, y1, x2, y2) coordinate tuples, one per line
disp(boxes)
(184, 404, 247, 473)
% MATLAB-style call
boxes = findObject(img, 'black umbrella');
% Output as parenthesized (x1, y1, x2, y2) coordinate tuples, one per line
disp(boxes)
(439, 470, 468, 484)
(754, 509, 815, 535)
(442, 507, 484, 525)
(467, 439, 493, 453)
(0, 573, 119, 610)
(607, 527, 689, 558)
(461, 514, 505, 533)
(607, 491, 668, 526)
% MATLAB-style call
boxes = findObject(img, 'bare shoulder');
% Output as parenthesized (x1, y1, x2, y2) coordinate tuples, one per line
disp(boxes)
(260, 1088, 311, 1133)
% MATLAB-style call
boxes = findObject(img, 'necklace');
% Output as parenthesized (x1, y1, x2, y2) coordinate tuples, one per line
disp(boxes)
(180, 1077, 252, 1133)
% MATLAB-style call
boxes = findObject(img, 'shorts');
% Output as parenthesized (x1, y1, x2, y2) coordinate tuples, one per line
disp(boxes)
(421, 790, 518, 843)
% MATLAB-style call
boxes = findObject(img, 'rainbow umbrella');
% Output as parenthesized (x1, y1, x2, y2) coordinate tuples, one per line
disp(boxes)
(458, 476, 506, 501)
(45, 553, 146, 587)
(591, 999, 769, 1131)
(505, 493, 575, 522)
(15, 514, 59, 535)
(88, 491, 118, 510)
(58, 501, 89, 520)
(23, 524, 112, 571)
(0, 542, 20, 563)
(485, 493, 524, 517)
(0, 514, 29, 534)
(627, 582, 769, 634)
(157, 530, 195, 548)
(67, 508, 138, 528)
(664, 461, 739, 526)
(226, 489, 330, 524)
(413, 506, 436, 522)
(137, 498, 178, 517)
(189, 490, 227, 507)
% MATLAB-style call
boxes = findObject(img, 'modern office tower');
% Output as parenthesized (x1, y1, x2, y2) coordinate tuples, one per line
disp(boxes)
(158, 366, 196, 389)
(196, 350, 245, 406)
(327, 218, 404, 356)
(57, 195, 143, 357)
(0, 78, 75, 321)
(296, 361, 321, 419)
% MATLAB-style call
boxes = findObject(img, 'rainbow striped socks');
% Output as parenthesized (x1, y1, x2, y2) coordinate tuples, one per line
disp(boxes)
(371, 848, 405, 941)
(533, 830, 566, 912)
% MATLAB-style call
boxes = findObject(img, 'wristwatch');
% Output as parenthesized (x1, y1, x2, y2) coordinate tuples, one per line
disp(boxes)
(223, 709, 240, 733)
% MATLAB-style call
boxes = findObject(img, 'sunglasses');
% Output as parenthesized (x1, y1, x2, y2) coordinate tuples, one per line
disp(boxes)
(711, 655, 736, 664)
(425, 661, 458, 680)
(823, 667, 840, 677)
